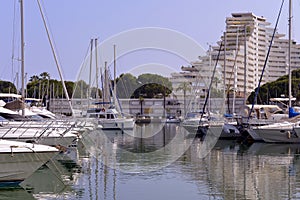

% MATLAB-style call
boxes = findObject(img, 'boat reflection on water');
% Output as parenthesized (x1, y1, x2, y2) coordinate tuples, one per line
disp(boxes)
(2, 124, 300, 199)
(19, 157, 82, 199)
(0, 187, 35, 200)
(0, 155, 82, 200)
(80, 123, 195, 173)
(80, 124, 300, 200)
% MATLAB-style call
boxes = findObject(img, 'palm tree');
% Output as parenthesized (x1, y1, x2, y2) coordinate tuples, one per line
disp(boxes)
(176, 82, 191, 116)
(40, 72, 50, 80)
(39, 72, 50, 99)
(29, 75, 39, 82)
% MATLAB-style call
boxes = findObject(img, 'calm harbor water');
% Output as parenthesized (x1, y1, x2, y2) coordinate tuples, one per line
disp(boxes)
(2, 123, 300, 200)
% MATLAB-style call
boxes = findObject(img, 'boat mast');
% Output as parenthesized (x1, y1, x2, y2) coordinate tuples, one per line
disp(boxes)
(288, 0, 292, 108)
(233, 28, 239, 114)
(223, 32, 227, 112)
(113, 45, 117, 106)
(88, 39, 93, 108)
(37, 0, 73, 115)
(104, 61, 109, 104)
(95, 38, 99, 100)
(20, 0, 25, 116)
(244, 25, 247, 105)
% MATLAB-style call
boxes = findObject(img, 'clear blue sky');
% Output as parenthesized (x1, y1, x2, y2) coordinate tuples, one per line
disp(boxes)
(0, 0, 299, 83)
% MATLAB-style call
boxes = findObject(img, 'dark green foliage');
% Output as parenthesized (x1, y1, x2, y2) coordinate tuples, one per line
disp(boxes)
(247, 69, 300, 104)
(26, 72, 75, 99)
(26, 79, 75, 99)
(2, 72, 172, 99)
(116, 73, 139, 98)
(116, 73, 172, 98)
(0, 80, 17, 93)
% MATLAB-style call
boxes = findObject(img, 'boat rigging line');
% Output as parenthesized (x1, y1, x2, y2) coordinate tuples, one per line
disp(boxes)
(200, 41, 223, 122)
(246, 0, 285, 124)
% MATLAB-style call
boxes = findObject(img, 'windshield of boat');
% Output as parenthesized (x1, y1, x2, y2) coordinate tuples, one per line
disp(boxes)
(0, 116, 8, 122)
(186, 112, 205, 119)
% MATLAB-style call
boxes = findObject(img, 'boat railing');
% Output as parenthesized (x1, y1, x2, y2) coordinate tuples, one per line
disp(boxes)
(1, 127, 13, 139)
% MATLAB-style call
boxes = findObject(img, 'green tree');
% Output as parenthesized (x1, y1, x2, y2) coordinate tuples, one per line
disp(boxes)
(116, 73, 139, 98)
(247, 69, 300, 105)
(134, 73, 172, 98)
(0, 80, 17, 94)
(40, 72, 50, 80)
(26, 73, 75, 99)
(29, 75, 39, 82)
(72, 80, 89, 99)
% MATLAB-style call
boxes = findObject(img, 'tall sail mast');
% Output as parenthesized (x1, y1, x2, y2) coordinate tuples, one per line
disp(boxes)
(104, 61, 109, 103)
(20, 0, 25, 116)
(113, 45, 117, 105)
(288, 0, 292, 108)
(95, 38, 99, 100)
(243, 25, 247, 105)
(37, 0, 73, 115)
(223, 32, 226, 111)
(88, 39, 93, 108)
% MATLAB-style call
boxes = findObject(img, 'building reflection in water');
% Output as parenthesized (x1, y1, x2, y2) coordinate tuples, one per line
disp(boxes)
(2, 124, 300, 199)
(182, 141, 300, 199)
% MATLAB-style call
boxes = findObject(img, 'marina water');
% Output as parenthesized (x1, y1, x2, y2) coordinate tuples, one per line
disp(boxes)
(2, 123, 300, 200)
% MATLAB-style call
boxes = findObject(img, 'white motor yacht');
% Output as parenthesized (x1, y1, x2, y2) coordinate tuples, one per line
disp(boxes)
(0, 139, 58, 183)
(251, 121, 299, 143)
(86, 106, 135, 130)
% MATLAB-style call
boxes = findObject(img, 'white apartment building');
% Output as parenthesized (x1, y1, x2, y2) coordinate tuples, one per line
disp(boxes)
(170, 52, 224, 114)
(171, 12, 300, 113)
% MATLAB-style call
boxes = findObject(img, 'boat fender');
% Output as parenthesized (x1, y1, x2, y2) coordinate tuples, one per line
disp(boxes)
(55, 145, 67, 152)
(287, 131, 291, 139)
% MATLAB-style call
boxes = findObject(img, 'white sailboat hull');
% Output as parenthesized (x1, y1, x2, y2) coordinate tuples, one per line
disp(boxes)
(252, 122, 300, 143)
(182, 121, 224, 137)
(0, 127, 78, 148)
(0, 140, 58, 182)
(220, 123, 241, 139)
(0, 151, 56, 182)
(98, 118, 135, 130)
(208, 122, 224, 137)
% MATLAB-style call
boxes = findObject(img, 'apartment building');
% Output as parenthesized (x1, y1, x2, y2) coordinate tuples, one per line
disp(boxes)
(171, 12, 300, 113)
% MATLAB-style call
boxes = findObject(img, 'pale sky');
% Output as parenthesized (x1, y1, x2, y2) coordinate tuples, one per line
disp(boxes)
(0, 0, 299, 84)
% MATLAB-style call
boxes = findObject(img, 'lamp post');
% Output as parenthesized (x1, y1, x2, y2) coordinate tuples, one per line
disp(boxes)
(139, 95, 144, 115)
(137, 81, 143, 115)
(163, 81, 166, 118)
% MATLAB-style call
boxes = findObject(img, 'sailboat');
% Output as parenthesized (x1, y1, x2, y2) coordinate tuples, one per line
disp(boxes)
(0, 0, 91, 149)
(182, 42, 224, 139)
(247, 0, 300, 143)
(84, 42, 135, 130)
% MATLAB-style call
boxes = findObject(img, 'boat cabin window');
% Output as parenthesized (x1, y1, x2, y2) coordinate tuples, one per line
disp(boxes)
(107, 114, 115, 119)
(99, 114, 105, 119)
(89, 114, 98, 118)
(87, 109, 96, 113)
